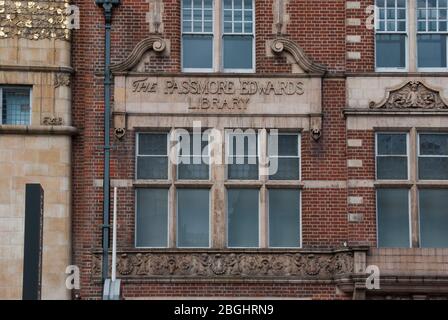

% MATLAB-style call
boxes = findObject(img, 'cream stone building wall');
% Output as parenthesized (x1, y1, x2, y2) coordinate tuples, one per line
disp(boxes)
(0, 0, 74, 299)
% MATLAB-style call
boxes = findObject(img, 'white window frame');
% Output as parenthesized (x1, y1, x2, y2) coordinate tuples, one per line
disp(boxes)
(416, 0, 448, 71)
(375, 131, 410, 181)
(176, 188, 212, 248)
(417, 132, 448, 180)
(268, 132, 301, 181)
(134, 188, 171, 249)
(181, 0, 215, 73)
(375, 0, 409, 72)
(226, 188, 260, 248)
(267, 189, 302, 249)
(375, 188, 412, 248)
(0, 86, 32, 126)
(136, 132, 170, 180)
(221, 0, 256, 73)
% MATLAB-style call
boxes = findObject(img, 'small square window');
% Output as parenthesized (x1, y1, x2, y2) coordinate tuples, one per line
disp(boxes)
(1, 87, 31, 125)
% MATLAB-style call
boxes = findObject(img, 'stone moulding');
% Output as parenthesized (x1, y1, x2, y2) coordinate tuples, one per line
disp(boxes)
(110, 36, 168, 73)
(91, 248, 367, 280)
(369, 80, 448, 110)
(270, 37, 327, 75)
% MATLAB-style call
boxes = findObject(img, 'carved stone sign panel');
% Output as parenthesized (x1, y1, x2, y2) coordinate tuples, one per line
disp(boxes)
(115, 76, 322, 115)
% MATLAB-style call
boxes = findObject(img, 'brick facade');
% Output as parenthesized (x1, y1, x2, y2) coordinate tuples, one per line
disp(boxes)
(71, 0, 448, 300)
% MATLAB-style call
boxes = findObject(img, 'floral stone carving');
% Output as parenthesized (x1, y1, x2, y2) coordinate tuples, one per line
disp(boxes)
(369, 81, 448, 110)
(92, 250, 356, 280)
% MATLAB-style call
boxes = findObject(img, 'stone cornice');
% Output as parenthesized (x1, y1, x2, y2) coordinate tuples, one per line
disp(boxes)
(0, 125, 78, 135)
(0, 65, 74, 74)
(110, 36, 168, 73)
(270, 37, 327, 75)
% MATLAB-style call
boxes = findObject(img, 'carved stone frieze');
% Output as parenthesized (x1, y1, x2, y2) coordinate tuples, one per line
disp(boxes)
(0, 1, 70, 40)
(369, 81, 448, 110)
(92, 250, 357, 280)
(54, 73, 70, 88)
(42, 116, 63, 126)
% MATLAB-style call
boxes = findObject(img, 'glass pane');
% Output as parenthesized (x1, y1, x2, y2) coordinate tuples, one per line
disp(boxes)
(269, 158, 300, 180)
(204, 0, 213, 8)
(376, 0, 385, 7)
(138, 133, 167, 155)
(244, 0, 253, 9)
(418, 34, 447, 68)
(269, 189, 300, 247)
(136, 189, 168, 247)
(419, 157, 448, 179)
(376, 156, 408, 179)
(234, 0, 242, 9)
(419, 134, 448, 155)
(183, 0, 191, 9)
(269, 134, 299, 156)
(182, 35, 213, 69)
(376, 34, 406, 68)
(418, 0, 425, 8)
(377, 133, 407, 155)
(397, 0, 406, 7)
(224, 0, 232, 9)
(137, 156, 168, 179)
(228, 157, 258, 179)
(223, 35, 253, 69)
(377, 189, 410, 248)
(2, 88, 31, 125)
(177, 189, 210, 247)
(178, 157, 209, 180)
(227, 189, 259, 247)
(420, 189, 448, 248)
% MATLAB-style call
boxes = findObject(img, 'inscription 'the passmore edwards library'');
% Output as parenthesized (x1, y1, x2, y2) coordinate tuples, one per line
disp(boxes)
(131, 78, 305, 111)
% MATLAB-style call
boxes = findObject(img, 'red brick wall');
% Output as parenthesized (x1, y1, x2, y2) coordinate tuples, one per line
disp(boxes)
(71, 0, 377, 299)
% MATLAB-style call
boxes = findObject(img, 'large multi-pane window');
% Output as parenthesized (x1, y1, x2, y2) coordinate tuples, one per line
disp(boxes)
(182, 0, 214, 71)
(375, 0, 408, 70)
(223, 0, 254, 71)
(417, 0, 448, 69)
(181, 0, 255, 72)
(136, 132, 211, 248)
(0, 86, 31, 125)
(226, 130, 301, 248)
(376, 131, 448, 248)
(136, 130, 301, 248)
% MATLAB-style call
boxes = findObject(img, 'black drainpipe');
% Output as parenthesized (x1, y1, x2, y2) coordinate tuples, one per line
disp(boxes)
(95, 0, 120, 286)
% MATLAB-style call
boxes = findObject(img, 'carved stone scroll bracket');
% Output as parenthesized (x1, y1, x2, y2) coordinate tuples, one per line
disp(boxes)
(110, 36, 169, 73)
(269, 37, 327, 75)
(309, 114, 322, 141)
(113, 112, 126, 139)
(369, 80, 448, 110)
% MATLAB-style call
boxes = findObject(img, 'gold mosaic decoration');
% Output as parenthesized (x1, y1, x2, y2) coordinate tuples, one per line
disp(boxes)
(0, 1, 71, 40)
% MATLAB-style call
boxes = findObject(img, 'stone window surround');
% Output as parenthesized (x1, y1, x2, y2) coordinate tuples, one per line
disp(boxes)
(375, 0, 448, 72)
(0, 85, 32, 125)
(134, 127, 302, 250)
(181, 0, 256, 73)
(374, 128, 448, 248)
